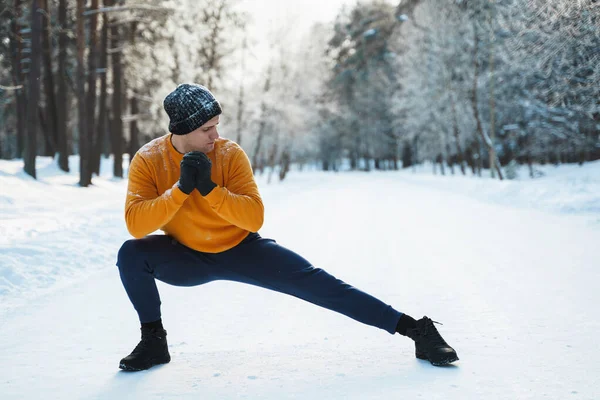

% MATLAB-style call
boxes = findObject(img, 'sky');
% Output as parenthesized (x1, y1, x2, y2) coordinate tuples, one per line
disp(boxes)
(235, 0, 396, 68)
(238, 0, 359, 38)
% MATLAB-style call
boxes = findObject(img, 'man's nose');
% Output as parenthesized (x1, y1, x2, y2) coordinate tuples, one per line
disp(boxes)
(210, 129, 220, 140)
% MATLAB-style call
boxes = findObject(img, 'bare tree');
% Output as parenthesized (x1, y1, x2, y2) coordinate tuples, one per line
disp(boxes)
(191, 0, 245, 90)
(40, 0, 57, 157)
(450, 92, 466, 175)
(252, 65, 272, 174)
(8, 0, 26, 159)
(235, 36, 247, 146)
(82, 0, 99, 185)
(127, 21, 139, 161)
(92, 0, 109, 175)
(24, 0, 43, 178)
(109, 0, 124, 178)
(56, 0, 69, 171)
(76, 0, 89, 186)
(470, 21, 503, 180)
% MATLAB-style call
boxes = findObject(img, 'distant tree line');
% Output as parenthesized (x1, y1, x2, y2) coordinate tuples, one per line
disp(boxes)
(0, 0, 245, 185)
(317, 0, 600, 178)
(1, 0, 598, 185)
(222, 0, 600, 181)
(1, 0, 139, 184)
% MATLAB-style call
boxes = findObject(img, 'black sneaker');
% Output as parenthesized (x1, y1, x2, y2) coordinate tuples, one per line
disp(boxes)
(406, 316, 459, 366)
(119, 327, 171, 371)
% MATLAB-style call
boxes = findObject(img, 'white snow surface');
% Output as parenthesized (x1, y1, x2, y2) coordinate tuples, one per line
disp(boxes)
(1, 156, 599, 399)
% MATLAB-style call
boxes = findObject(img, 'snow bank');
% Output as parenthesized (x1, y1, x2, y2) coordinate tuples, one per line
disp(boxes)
(0, 156, 130, 304)
(397, 161, 600, 217)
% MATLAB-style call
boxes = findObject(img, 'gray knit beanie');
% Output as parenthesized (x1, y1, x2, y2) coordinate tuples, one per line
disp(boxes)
(163, 83, 222, 135)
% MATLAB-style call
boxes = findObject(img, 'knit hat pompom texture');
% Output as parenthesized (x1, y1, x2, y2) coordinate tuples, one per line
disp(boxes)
(164, 84, 222, 135)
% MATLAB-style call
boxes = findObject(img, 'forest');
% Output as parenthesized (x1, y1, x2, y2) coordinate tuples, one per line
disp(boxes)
(0, 0, 598, 184)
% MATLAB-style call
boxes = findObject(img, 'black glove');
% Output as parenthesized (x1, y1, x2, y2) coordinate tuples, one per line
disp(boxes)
(177, 160, 197, 195)
(181, 151, 217, 196)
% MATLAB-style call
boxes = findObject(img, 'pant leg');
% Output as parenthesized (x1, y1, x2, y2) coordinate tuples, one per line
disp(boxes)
(218, 235, 403, 334)
(116, 235, 222, 323)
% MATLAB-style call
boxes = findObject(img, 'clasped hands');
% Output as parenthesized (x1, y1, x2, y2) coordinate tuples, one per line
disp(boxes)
(177, 151, 217, 196)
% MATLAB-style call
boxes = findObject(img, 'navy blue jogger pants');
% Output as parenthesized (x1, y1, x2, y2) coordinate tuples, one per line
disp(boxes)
(116, 233, 402, 334)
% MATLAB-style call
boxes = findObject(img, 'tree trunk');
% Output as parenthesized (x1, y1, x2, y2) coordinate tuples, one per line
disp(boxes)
(56, 0, 69, 172)
(169, 36, 181, 83)
(444, 129, 454, 175)
(252, 65, 271, 174)
(252, 113, 266, 174)
(451, 93, 466, 175)
(279, 149, 290, 181)
(476, 139, 483, 177)
(235, 82, 245, 146)
(38, 105, 47, 138)
(411, 135, 419, 171)
(92, 0, 109, 175)
(83, 0, 99, 184)
(128, 96, 139, 159)
(471, 22, 503, 180)
(235, 36, 247, 145)
(200, 0, 225, 90)
(40, 0, 57, 157)
(354, 137, 362, 171)
(266, 142, 278, 184)
(437, 153, 445, 176)
(76, 0, 90, 186)
(110, 0, 124, 178)
(127, 21, 139, 162)
(9, 0, 26, 159)
(488, 7, 497, 179)
(465, 145, 476, 175)
(350, 152, 357, 170)
(24, 0, 43, 178)
(0, 108, 3, 157)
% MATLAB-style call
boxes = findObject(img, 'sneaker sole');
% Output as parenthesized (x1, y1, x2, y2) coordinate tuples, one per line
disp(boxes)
(416, 351, 459, 366)
(119, 356, 171, 371)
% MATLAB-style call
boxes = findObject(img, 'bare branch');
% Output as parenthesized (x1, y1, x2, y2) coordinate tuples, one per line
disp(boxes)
(109, 17, 153, 26)
(0, 84, 24, 91)
(83, 5, 175, 16)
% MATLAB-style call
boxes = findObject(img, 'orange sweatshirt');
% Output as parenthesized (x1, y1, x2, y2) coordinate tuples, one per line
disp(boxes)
(124, 135, 264, 253)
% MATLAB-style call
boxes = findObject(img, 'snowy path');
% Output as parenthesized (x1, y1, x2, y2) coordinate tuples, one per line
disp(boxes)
(1, 168, 599, 399)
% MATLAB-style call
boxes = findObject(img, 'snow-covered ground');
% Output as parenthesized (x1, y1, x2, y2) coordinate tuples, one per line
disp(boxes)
(1, 156, 599, 399)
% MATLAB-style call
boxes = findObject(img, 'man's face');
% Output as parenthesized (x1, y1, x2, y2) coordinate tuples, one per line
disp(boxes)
(182, 115, 220, 153)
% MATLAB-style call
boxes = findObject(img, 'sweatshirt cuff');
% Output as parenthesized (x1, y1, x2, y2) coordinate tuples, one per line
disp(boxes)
(171, 184, 190, 205)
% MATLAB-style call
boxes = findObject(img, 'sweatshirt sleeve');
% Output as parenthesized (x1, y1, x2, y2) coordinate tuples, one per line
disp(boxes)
(203, 147, 264, 232)
(124, 153, 189, 238)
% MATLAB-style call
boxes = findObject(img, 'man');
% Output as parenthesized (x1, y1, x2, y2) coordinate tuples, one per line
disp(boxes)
(117, 83, 458, 371)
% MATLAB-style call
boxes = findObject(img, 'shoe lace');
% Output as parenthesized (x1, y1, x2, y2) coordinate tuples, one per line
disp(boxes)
(421, 318, 448, 346)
